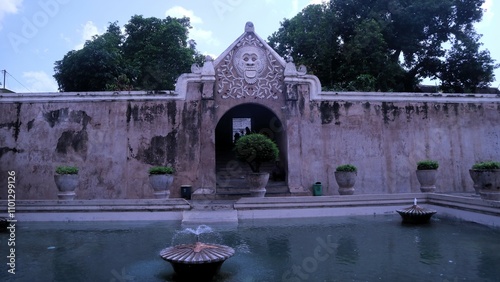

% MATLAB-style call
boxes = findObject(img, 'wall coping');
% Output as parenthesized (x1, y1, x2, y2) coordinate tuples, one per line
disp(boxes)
(1, 90, 499, 104)
(0, 90, 181, 103)
(314, 91, 500, 103)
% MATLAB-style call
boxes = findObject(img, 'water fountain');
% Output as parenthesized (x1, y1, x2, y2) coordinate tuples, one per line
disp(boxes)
(396, 198, 437, 224)
(159, 225, 235, 279)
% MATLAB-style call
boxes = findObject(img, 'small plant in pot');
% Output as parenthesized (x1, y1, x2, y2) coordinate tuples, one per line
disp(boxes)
(470, 161, 500, 201)
(334, 164, 357, 195)
(54, 165, 79, 200)
(149, 166, 174, 199)
(416, 160, 439, 193)
(234, 133, 279, 197)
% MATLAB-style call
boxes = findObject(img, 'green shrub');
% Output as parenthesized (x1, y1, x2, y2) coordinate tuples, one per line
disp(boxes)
(234, 133, 279, 173)
(55, 166, 78, 175)
(417, 160, 439, 170)
(336, 164, 357, 172)
(149, 166, 174, 175)
(472, 161, 500, 170)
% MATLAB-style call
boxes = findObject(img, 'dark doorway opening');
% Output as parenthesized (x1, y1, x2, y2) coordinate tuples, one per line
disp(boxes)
(215, 103, 288, 196)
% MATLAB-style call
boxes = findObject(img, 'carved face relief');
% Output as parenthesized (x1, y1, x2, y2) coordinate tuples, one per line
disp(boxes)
(234, 46, 266, 84)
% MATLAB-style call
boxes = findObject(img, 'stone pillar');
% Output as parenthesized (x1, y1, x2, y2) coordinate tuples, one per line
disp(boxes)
(198, 99, 217, 193)
(198, 57, 217, 194)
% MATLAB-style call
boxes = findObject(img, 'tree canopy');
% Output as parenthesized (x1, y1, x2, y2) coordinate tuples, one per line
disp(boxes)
(268, 0, 498, 92)
(54, 15, 203, 92)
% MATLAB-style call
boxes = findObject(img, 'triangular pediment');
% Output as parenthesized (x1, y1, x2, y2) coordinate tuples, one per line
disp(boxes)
(213, 22, 286, 100)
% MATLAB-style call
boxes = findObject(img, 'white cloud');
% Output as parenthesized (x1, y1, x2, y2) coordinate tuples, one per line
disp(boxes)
(165, 6, 203, 24)
(165, 5, 220, 48)
(0, 0, 23, 30)
(482, 0, 494, 23)
(23, 71, 58, 92)
(190, 27, 220, 47)
(74, 21, 102, 50)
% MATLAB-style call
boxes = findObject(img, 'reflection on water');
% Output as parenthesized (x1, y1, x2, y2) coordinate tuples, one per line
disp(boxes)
(0, 216, 499, 281)
(336, 236, 359, 265)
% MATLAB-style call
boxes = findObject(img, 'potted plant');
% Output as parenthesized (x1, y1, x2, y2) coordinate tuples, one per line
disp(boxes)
(416, 160, 439, 193)
(149, 166, 174, 199)
(234, 133, 279, 197)
(469, 161, 500, 201)
(54, 165, 79, 200)
(334, 164, 357, 195)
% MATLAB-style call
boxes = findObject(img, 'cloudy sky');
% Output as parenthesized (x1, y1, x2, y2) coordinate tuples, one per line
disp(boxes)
(0, 0, 498, 93)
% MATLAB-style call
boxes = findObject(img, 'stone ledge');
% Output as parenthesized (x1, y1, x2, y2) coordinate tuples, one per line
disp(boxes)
(182, 210, 238, 225)
(234, 193, 500, 226)
(234, 193, 425, 210)
(2, 194, 500, 226)
(313, 91, 500, 103)
(0, 199, 191, 221)
(0, 90, 181, 103)
(428, 193, 500, 216)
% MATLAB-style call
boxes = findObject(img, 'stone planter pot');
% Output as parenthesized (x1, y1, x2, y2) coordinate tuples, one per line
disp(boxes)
(416, 169, 438, 193)
(149, 174, 174, 199)
(54, 174, 78, 200)
(334, 171, 357, 195)
(468, 169, 482, 194)
(246, 172, 269, 197)
(471, 169, 500, 201)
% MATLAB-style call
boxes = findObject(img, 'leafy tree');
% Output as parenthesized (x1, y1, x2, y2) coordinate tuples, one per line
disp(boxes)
(269, 4, 340, 87)
(439, 33, 499, 93)
(268, 0, 497, 92)
(54, 16, 203, 91)
(122, 15, 197, 90)
(54, 22, 125, 91)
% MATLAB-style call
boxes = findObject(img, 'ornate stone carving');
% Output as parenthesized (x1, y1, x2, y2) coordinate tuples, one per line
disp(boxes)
(216, 34, 284, 99)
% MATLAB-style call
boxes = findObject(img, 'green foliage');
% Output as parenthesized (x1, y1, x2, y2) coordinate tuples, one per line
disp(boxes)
(439, 34, 499, 93)
(234, 134, 279, 173)
(417, 160, 439, 170)
(54, 16, 201, 91)
(472, 161, 500, 170)
(268, 0, 497, 92)
(54, 22, 126, 92)
(149, 166, 174, 175)
(55, 166, 79, 175)
(336, 164, 357, 172)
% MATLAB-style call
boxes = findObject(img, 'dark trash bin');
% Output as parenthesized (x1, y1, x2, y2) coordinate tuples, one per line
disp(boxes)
(181, 185, 192, 200)
(313, 182, 322, 196)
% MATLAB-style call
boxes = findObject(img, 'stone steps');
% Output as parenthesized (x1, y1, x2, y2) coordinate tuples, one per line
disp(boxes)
(214, 151, 289, 199)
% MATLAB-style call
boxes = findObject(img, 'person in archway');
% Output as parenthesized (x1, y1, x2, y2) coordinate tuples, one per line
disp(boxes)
(234, 132, 241, 144)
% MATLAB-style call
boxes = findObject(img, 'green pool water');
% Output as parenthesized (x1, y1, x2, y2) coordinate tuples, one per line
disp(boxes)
(1, 215, 499, 281)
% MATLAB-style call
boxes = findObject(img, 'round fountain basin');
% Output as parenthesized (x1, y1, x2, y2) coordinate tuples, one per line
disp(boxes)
(396, 204, 437, 224)
(160, 242, 235, 279)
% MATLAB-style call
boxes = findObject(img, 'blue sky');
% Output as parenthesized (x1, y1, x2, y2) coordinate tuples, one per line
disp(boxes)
(0, 0, 498, 93)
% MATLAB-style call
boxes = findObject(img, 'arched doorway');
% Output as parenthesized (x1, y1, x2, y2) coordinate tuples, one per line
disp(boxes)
(215, 103, 288, 196)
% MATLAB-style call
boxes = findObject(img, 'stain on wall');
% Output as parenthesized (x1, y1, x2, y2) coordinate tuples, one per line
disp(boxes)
(320, 101, 341, 125)
(43, 108, 91, 128)
(56, 130, 89, 159)
(0, 147, 23, 159)
(136, 131, 178, 166)
(126, 103, 167, 123)
(0, 103, 22, 141)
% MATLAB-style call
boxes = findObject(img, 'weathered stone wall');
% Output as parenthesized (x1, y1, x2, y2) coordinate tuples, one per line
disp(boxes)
(1, 90, 499, 200)
(0, 90, 202, 200)
(296, 92, 500, 195)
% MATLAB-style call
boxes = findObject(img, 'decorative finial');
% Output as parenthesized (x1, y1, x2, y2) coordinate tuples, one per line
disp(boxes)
(245, 21, 254, 32)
